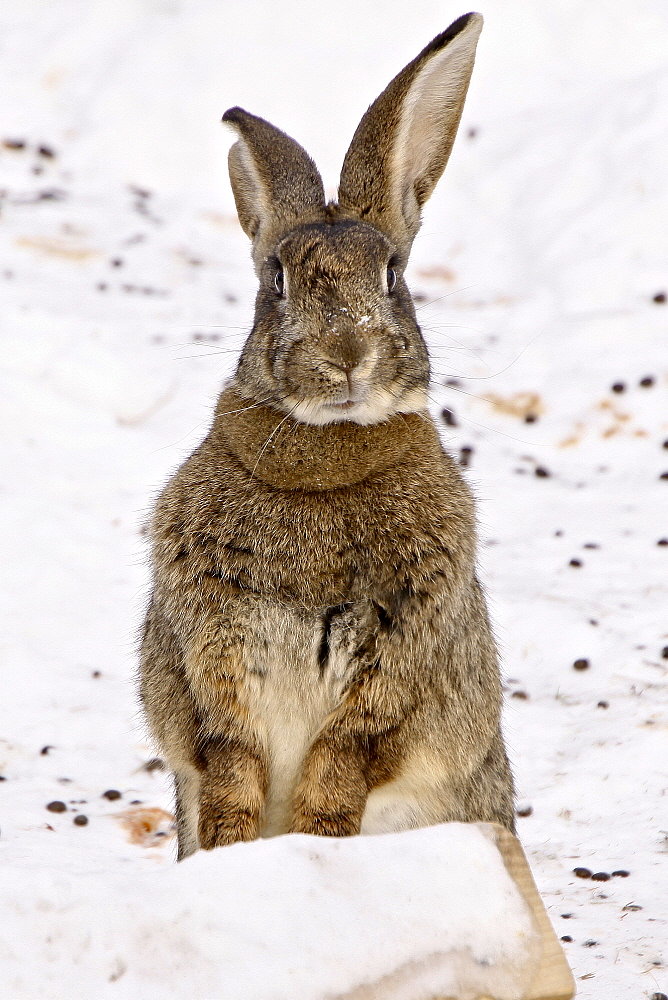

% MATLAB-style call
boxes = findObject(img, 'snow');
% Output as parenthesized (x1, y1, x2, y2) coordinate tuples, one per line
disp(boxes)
(1, 824, 540, 1000)
(1, 1, 666, 998)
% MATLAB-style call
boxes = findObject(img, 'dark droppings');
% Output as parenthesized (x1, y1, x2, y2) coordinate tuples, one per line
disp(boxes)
(102, 789, 122, 801)
(573, 866, 593, 879)
(73, 814, 88, 826)
(573, 658, 590, 671)
(611, 382, 625, 393)
(591, 871, 611, 881)
(46, 800, 67, 813)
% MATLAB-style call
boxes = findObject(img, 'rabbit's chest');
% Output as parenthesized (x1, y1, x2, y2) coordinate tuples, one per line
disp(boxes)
(239, 602, 360, 835)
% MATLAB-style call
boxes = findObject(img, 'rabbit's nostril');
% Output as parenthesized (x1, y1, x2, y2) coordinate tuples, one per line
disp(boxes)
(327, 359, 359, 375)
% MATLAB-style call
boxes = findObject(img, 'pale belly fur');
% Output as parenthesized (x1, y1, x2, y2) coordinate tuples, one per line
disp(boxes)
(237, 603, 451, 838)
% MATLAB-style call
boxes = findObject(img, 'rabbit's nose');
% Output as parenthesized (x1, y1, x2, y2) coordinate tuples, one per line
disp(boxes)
(323, 354, 377, 398)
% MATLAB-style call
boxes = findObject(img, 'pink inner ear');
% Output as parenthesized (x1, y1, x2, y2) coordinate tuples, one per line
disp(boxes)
(392, 23, 482, 230)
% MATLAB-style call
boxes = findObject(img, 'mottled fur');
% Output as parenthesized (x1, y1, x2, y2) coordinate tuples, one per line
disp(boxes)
(139, 12, 515, 860)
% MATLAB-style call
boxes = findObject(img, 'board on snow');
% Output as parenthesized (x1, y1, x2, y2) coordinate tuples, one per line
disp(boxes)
(445, 823, 576, 1000)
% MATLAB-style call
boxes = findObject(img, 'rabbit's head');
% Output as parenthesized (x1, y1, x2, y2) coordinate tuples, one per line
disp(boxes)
(223, 13, 482, 427)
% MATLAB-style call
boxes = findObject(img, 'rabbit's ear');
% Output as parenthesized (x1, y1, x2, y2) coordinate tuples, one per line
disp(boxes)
(338, 13, 482, 255)
(222, 107, 325, 261)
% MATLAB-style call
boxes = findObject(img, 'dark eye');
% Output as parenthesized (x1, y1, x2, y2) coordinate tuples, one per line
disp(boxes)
(274, 269, 285, 296)
(386, 266, 397, 293)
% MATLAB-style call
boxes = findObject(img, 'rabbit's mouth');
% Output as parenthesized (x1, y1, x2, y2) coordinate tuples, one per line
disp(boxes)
(283, 384, 427, 426)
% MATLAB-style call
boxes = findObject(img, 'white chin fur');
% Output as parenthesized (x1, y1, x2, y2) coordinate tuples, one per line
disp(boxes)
(284, 386, 428, 426)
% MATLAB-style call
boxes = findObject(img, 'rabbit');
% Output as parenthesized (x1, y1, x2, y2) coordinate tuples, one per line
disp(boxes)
(140, 11, 516, 862)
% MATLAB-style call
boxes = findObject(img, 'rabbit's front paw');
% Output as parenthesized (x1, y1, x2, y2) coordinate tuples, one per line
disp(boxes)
(290, 808, 360, 837)
(197, 736, 267, 849)
(289, 735, 367, 837)
(198, 802, 260, 849)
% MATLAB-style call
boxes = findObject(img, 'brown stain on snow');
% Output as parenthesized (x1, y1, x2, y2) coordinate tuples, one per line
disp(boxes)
(486, 391, 544, 420)
(15, 235, 98, 261)
(115, 806, 175, 847)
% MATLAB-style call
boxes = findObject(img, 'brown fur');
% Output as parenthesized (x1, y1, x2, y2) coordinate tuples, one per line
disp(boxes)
(139, 12, 516, 859)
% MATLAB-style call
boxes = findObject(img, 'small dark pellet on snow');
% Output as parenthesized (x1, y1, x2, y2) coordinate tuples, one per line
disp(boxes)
(662, 439, 668, 450)
(511, 690, 529, 700)
(583, 939, 599, 948)
(591, 872, 611, 881)
(639, 375, 655, 387)
(658, 538, 668, 546)
(660, 472, 668, 480)
(597, 700, 609, 709)
(73, 814, 88, 826)
(573, 658, 590, 671)
(569, 558, 583, 568)
(612, 869, 630, 878)
(516, 804, 533, 817)
(534, 466, 550, 478)
(440, 407, 457, 427)
(102, 789, 122, 801)
(611, 382, 625, 393)
(524, 413, 538, 423)
(46, 801, 67, 813)
(652, 291, 667, 304)
(650, 993, 668, 1000)
(560, 935, 573, 943)
(573, 867, 593, 879)
(459, 446, 473, 468)
(37, 144, 55, 158)
(661, 646, 668, 659)
(40, 745, 54, 755)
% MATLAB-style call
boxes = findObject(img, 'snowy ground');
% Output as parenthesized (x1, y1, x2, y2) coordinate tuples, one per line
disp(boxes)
(1, 1, 667, 998)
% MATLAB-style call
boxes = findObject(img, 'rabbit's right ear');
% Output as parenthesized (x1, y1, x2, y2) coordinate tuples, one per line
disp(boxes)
(222, 107, 326, 266)
(338, 13, 483, 257)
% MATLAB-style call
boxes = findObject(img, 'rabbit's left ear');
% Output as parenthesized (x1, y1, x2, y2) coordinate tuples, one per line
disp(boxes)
(222, 108, 325, 267)
(338, 13, 482, 256)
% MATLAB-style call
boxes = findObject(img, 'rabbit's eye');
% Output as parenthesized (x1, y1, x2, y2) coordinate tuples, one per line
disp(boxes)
(274, 269, 285, 296)
(386, 267, 397, 293)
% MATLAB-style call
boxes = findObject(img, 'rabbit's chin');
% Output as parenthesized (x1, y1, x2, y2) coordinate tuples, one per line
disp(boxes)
(282, 385, 428, 427)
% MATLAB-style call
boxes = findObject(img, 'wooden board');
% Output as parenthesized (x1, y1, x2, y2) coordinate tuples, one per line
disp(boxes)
(471, 823, 576, 1000)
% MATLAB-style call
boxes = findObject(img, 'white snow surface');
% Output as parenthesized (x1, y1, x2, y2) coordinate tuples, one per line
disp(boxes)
(1, 1, 667, 998)
(1, 824, 539, 1000)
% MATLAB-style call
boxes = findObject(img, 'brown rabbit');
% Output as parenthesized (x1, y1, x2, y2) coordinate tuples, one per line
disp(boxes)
(140, 12, 516, 861)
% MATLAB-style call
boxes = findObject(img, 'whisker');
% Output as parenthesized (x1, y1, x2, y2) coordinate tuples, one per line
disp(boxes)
(248, 402, 300, 481)
(218, 397, 276, 417)
(414, 285, 476, 312)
